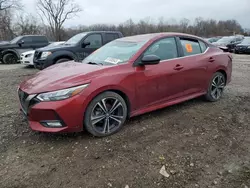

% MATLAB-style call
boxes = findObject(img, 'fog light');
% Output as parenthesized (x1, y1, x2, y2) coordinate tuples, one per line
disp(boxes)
(42, 121, 63, 128)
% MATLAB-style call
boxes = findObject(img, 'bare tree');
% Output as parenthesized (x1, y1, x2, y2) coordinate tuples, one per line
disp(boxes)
(0, 0, 20, 11)
(13, 14, 42, 35)
(37, 0, 82, 41)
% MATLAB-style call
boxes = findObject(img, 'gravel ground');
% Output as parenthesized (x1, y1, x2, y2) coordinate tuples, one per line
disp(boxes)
(0, 55, 250, 188)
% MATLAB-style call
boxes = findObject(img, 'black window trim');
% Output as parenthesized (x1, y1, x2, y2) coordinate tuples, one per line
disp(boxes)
(80, 33, 104, 47)
(133, 35, 210, 67)
(134, 36, 181, 66)
(176, 36, 209, 57)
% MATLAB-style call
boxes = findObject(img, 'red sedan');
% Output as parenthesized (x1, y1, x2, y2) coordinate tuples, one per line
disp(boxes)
(18, 33, 232, 137)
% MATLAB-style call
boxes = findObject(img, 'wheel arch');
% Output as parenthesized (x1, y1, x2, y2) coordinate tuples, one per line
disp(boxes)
(52, 51, 75, 64)
(215, 69, 227, 83)
(84, 87, 132, 119)
(2, 49, 20, 59)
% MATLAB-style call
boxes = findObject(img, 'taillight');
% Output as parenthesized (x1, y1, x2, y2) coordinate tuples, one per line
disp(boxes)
(228, 54, 233, 61)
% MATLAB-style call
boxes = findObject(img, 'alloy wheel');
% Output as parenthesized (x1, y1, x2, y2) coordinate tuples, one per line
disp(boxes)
(90, 97, 125, 134)
(211, 74, 225, 100)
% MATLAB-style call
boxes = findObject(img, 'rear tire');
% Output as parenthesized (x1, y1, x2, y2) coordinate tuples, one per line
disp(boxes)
(3, 53, 18, 64)
(84, 91, 128, 137)
(205, 72, 226, 102)
(55, 58, 71, 64)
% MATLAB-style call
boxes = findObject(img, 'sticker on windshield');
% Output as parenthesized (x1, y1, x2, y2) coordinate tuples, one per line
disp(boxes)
(104, 57, 122, 64)
(185, 44, 193, 53)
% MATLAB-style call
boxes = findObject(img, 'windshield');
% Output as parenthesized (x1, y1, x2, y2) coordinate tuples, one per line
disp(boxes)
(82, 40, 147, 66)
(10, 36, 22, 44)
(64, 33, 87, 45)
(241, 38, 250, 44)
(217, 37, 234, 43)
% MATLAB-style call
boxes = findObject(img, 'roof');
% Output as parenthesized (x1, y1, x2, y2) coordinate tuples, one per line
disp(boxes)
(117, 32, 202, 43)
(80, 31, 122, 35)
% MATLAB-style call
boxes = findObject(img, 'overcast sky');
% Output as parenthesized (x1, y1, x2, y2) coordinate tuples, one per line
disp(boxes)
(23, 0, 250, 28)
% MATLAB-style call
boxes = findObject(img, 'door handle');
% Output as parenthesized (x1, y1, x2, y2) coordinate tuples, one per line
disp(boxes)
(174, 64, 184, 71)
(209, 57, 215, 62)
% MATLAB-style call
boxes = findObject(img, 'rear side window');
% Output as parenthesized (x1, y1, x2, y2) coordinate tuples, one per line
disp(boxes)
(180, 38, 202, 56)
(105, 33, 119, 43)
(199, 41, 207, 53)
(143, 37, 178, 61)
(33, 36, 48, 43)
(84, 34, 102, 48)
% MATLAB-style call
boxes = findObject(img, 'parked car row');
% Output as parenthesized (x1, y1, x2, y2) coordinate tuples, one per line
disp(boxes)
(205, 35, 250, 54)
(20, 41, 65, 66)
(0, 35, 49, 64)
(18, 32, 233, 137)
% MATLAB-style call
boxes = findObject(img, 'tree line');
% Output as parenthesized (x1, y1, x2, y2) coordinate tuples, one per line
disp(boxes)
(0, 0, 248, 41)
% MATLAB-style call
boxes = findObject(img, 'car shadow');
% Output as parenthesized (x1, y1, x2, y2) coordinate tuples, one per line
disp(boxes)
(35, 96, 206, 142)
(127, 96, 206, 123)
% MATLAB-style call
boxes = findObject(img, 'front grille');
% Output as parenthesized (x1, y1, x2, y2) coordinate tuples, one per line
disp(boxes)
(18, 89, 39, 115)
(236, 46, 247, 50)
(34, 51, 42, 60)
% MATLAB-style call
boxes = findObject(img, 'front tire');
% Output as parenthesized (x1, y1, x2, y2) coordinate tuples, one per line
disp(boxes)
(84, 91, 128, 137)
(3, 53, 18, 64)
(205, 72, 226, 102)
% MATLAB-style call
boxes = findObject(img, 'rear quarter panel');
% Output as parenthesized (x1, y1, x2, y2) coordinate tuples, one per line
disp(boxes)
(207, 47, 232, 85)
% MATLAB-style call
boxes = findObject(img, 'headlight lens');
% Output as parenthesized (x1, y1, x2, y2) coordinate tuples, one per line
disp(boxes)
(36, 84, 89, 101)
(25, 53, 33, 58)
(248, 46, 250, 49)
(41, 51, 52, 59)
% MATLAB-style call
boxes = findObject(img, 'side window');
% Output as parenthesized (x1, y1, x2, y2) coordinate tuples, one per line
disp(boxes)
(199, 41, 208, 53)
(21, 37, 32, 44)
(105, 33, 119, 43)
(84, 34, 102, 48)
(143, 37, 178, 61)
(236, 38, 242, 42)
(180, 38, 202, 56)
(33, 36, 47, 43)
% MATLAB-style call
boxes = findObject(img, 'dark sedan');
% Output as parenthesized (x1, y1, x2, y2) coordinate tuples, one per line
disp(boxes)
(235, 37, 250, 54)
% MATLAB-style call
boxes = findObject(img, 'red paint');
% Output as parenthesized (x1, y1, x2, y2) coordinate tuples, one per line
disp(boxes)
(19, 33, 232, 133)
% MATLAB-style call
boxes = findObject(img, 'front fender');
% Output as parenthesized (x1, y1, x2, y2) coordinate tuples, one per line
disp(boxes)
(1, 49, 20, 59)
(50, 50, 76, 62)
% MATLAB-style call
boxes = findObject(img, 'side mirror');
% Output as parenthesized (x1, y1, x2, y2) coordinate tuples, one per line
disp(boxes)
(18, 40, 24, 46)
(82, 41, 90, 48)
(140, 55, 160, 66)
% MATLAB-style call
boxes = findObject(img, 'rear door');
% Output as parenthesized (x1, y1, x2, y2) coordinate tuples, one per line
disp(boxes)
(32, 36, 49, 49)
(176, 37, 210, 95)
(77, 33, 103, 61)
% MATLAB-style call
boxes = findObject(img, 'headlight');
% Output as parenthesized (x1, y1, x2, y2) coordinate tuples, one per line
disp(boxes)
(25, 53, 33, 58)
(36, 84, 89, 101)
(41, 51, 52, 59)
(248, 46, 250, 49)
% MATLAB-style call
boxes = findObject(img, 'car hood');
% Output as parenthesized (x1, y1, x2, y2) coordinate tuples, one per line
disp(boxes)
(37, 44, 75, 52)
(20, 62, 110, 94)
(22, 50, 35, 55)
(213, 42, 228, 46)
(236, 43, 250, 47)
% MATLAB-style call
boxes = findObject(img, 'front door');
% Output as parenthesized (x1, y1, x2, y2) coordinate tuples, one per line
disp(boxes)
(77, 34, 103, 61)
(135, 37, 186, 109)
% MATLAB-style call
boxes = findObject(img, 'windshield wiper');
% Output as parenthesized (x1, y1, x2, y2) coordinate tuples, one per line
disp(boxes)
(87, 62, 103, 65)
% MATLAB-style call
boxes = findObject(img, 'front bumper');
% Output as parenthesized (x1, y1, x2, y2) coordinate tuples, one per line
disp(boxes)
(18, 89, 88, 133)
(235, 47, 250, 54)
(34, 59, 49, 70)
